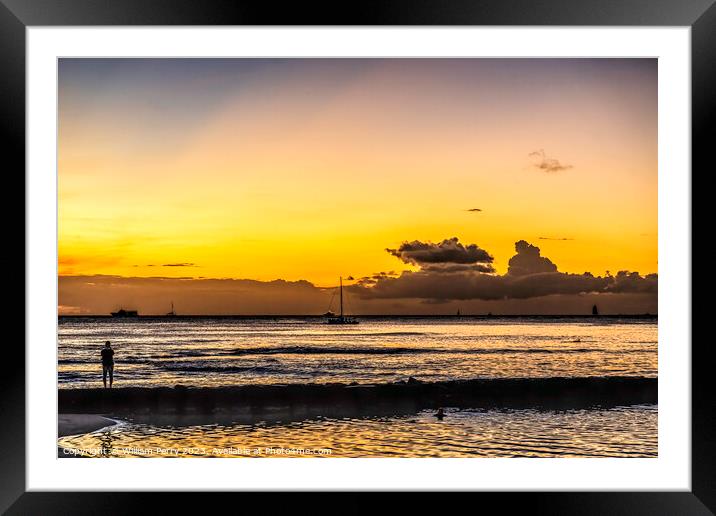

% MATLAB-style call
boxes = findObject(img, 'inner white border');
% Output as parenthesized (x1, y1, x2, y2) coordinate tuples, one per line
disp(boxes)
(27, 27, 691, 491)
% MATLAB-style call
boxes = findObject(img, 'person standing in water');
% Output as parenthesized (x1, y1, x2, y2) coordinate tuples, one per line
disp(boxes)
(101, 341, 114, 388)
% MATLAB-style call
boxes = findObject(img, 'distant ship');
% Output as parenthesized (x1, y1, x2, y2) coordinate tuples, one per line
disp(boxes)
(166, 301, 177, 317)
(326, 277, 358, 324)
(592, 304, 599, 316)
(110, 308, 138, 318)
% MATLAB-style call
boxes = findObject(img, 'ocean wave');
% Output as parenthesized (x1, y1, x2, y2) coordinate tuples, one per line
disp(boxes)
(232, 346, 426, 356)
(229, 346, 647, 356)
(58, 346, 651, 368)
(172, 349, 224, 357)
(58, 359, 89, 364)
(58, 372, 88, 380)
(308, 331, 427, 336)
(159, 363, 277, 374)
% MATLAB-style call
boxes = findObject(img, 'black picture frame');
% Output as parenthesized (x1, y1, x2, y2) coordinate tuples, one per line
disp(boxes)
(2, 0, 710, 513)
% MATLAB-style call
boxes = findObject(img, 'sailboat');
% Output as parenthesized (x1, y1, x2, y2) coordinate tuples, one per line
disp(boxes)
(326, 277, 358, 324)
(166, 301, 177, 317)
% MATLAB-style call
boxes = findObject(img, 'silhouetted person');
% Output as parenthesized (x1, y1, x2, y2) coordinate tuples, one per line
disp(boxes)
(592, 304, 599, 316)
(434, 408, 446, 420)
(101, 341, 114, 388)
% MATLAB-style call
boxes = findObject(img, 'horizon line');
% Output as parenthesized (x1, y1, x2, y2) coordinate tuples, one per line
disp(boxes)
(58, 313, 658, 318)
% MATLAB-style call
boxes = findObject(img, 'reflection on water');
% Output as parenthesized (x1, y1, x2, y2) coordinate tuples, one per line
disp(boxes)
(58, 404, 657, 458)
(58, 317, 658, 388)
(97, 429, 114, 457)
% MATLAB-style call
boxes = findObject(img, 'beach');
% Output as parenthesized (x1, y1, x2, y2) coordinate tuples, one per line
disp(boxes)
(57, 376, 658, 458)
(58, 414, 117, 437)
(57, 316, 658, 458)
(58, 414, 117, 458)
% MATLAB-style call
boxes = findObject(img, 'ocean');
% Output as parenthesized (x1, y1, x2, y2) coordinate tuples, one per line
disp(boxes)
(57, 316, 658, 458)
(58, 316, 657, 387)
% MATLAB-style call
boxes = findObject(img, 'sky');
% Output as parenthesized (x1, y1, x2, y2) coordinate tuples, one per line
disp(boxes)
(58, 58, 657, 315)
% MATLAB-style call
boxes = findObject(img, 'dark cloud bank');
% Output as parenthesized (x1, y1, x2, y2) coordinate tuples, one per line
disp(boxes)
(59, 276, 324, 315)
(351, 238, 656, 302)
(59, 238, 657, 315)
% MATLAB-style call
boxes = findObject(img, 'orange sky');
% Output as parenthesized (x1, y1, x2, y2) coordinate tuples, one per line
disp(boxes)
(59, 59, 657, 307)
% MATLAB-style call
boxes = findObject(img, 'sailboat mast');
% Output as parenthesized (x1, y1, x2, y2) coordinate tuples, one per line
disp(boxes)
(339, 276, 343, 317)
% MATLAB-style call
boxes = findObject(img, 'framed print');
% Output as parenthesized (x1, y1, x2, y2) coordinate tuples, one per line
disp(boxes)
(3, 0, 712, 513)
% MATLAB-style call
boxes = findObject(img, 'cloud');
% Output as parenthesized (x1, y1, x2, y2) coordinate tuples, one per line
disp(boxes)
(386, 237, 495, 273)
(59, 242, 658, 315)
(59, 239, 657, 315)
(538, 236, 574, 241)
(507, 240, 558, 276)
(355, 271, 398, 286)
(608, 271, 659, 294)
(59, 275, 326, 315)
(466, 208, 482, 212)
(529, 149, 573, 173)
(351, 238, 656, 301)
(421, 263, 496, 273)
(133, 263, 198, 267)
(58, 304, 89, 315)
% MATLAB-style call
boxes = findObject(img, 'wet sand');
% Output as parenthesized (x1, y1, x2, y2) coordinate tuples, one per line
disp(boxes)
(58, 413, 117, 437)
(58, 414, 117, 458)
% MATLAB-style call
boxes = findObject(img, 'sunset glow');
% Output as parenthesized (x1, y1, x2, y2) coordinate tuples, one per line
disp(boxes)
(59, 58, 657, 314)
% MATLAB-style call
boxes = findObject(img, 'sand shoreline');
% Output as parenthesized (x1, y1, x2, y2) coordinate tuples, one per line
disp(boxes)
(58, 414, 118, 437)
(58, 414, 118, 458)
